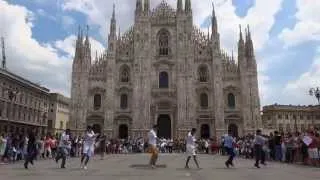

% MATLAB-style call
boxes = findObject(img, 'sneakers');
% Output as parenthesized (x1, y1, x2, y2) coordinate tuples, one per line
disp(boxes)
(254, 164, 261, 168)
(83, 166, 87, 170)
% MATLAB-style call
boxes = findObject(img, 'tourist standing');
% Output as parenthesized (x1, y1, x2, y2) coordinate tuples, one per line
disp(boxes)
(80, 126, 98, 170)
(224, 131, 235, 168)
(148, 125, 159, 169)
(274, 131, 282, 161)
(24, 131, 37, 169)
(99, 133, 106, 160)
(254, 129, 265, 168)
(55, 129, 71, 168)
(185, 128, 200, 169)
(0, 134, 7, 164)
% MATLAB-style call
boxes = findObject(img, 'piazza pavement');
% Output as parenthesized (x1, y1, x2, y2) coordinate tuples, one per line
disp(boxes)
(0, 154, 319, 180)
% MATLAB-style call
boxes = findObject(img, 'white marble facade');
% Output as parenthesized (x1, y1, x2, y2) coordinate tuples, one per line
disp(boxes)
(69, 0, 261, 139)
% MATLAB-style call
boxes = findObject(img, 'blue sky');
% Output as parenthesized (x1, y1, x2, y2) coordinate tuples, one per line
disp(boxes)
(0, 0, 319, 106)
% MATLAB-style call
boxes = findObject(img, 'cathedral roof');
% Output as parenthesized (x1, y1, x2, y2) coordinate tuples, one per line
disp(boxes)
(151, 0, 176, 18)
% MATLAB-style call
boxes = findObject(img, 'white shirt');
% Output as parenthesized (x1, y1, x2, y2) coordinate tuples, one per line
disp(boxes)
(186, 132, 196, 147)
(148, 129, 157, 146)
(84, 130, 96, 147)
(59, 132, 70, 148)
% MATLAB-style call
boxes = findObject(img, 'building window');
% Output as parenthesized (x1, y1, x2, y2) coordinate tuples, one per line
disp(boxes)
(301, 124, 305, 131)
(300, 115, 303, 119)
(278, 114, 282, 119)
(120, 94, 128, 109)
(198, 66, 209, 82)
(158, 30, 170, 56)
(227, 93, 235, 109)
(200, 93, 208, 109)
(93, 94, 101, 110)
(293, 115, 296, 119)
(159, 72, 169, 88)
(285, 114, 289, 119)
(60, 121, 63, 130)
(120, 66, 130, 83)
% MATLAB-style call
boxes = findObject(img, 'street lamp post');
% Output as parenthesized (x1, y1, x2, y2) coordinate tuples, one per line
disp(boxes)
(309, 87, 320, 104)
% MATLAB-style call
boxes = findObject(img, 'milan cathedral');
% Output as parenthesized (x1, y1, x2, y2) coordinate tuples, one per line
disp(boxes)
(69, 0, 261, 139)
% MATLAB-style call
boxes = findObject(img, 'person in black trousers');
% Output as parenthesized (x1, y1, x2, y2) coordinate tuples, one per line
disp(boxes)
(24, 132, 37, 169)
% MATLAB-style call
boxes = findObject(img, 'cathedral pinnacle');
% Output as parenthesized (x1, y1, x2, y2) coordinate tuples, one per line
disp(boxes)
(211, 2, 218, 35)
(109, 3, 117, 40)
(177, 0, 183, 12)
(185, 0, 192, 13)
(144, 0, 150, 12)
(1, 36, 6, 69)
(136, 0, 143, 14)
(112, 3, 115, 20)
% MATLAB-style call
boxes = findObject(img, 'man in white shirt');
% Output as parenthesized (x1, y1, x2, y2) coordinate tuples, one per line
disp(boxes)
(185, 128, 200, 169)
(80, 126, 99, 170)
(55, 129, 71, 168)
(148, 125, 158, 168)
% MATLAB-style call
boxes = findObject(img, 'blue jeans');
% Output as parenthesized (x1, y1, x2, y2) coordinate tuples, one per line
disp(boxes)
(225, 147, 235, 164)
(275, 145, 282, 161)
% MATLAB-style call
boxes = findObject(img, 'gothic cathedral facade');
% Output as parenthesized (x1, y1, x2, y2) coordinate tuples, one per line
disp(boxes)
(69, 0, 261, 139)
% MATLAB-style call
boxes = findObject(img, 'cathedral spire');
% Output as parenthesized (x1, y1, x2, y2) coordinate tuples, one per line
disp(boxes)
(135, 0, 143, 16)
(1, 36, 6, 69)
(238, 25, 245, 58)
(245, 25, 254, 58)
(211, 2, 218, 35)
(109, 3, 117, 40)
(118, 26, 121, 40)
(177, 0, 183, 12)
(85, 25, 90, 44)
(185, 0, 192, 13)
(144, 0, 150, 13)
(75, 25, 83, 60)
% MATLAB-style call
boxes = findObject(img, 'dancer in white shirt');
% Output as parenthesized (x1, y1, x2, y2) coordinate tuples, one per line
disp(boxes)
(185, 128, 200, 169)
(148, 125, 159, 169)
(80, 126, 99, 170)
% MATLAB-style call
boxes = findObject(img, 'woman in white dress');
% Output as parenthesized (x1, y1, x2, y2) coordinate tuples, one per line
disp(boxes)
(80, 126, 99, 170)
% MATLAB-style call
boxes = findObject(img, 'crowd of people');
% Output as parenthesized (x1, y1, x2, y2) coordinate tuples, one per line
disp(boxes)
(223, 129, 320, 167)
(1, 127, 319, 168)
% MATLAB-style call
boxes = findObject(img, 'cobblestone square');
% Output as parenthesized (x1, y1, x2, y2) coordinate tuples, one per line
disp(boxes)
(1, 154, 319, 180)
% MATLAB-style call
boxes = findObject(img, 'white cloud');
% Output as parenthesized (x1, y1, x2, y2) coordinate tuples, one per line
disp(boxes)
(61, 0, 282, 52)
(283, 46, 320, 105)
(279, 0, 320, 47)
(0, 0, 104, 96)
(61, 15, 75, 27)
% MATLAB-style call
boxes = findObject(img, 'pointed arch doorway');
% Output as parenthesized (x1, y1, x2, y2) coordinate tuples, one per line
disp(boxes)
(200, 124, 210, 139)
(157, 114, 171, 139)
(119, 124, 129, 139)
(228, 124, 238, 138)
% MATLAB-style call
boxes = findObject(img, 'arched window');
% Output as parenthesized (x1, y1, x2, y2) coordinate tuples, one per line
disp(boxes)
(159, 72, 169, 88)
(159, 30, 169, 56)
(120, 94, 128, 109)
(198, 66, 209, 82)
(200, 93, 208, 109)
(93, 94, 101, 110)
(227, 93, 235, 109)
(120, 66, 130, 83)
